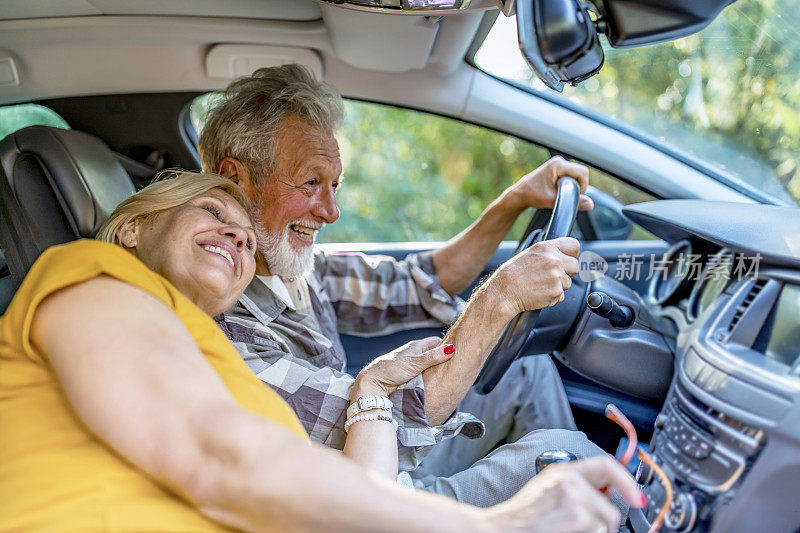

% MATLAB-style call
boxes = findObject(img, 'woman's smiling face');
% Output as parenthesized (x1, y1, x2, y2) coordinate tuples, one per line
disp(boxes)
(122, 188, 257, 315)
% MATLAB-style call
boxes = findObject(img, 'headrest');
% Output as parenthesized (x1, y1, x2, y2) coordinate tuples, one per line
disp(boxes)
(0, 126, 136, 283)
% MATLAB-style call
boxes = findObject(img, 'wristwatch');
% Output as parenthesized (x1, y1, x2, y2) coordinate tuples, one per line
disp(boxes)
(347, 395, 393, 420)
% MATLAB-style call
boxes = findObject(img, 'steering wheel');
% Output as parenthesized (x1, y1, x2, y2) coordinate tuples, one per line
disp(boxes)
(473, 177, 581, 394)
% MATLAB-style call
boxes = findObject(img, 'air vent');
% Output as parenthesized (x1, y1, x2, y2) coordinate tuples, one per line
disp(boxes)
(726, 279, 768, 337)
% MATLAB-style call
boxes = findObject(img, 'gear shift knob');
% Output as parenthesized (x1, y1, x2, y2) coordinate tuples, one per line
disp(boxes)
(535, 450, 578, 474)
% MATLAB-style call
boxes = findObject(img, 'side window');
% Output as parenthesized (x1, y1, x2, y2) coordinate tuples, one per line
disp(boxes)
(325, 100, 551, 243)
(583, 166, 656, 241)
(188, 92, 223, 144)
(0, 103, 69, 141)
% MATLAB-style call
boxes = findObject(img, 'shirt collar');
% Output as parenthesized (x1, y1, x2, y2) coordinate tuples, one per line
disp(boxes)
(238, 277, 286, 325)
(256, 274, 296, 311)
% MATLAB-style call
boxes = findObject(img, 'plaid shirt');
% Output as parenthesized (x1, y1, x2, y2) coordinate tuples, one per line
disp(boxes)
(219, 250, 484, 471)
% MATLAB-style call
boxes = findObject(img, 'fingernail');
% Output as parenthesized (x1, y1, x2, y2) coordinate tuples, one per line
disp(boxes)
(443, 344, 455, 355)
(638, 491, 647, 508)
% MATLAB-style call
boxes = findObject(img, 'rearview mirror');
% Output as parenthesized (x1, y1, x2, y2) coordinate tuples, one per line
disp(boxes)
(515, 0, 736, 91)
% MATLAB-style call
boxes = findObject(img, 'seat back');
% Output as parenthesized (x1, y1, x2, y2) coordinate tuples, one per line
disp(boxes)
(0, 126, 136, 287)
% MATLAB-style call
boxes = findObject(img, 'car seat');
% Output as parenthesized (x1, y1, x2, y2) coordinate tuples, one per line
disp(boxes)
(0, 125, 136, 293)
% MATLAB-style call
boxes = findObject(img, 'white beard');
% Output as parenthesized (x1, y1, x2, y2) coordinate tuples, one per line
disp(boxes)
(257, 226, 316, 279)
(252, 200, 319, 278)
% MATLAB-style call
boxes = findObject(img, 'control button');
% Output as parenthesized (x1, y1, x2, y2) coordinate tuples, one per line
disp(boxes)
(691, 448, 709, 460)
(666, 441, 681, 458)
(665, 492, 698, 532)
(691, 439, 713, 460)
(681, 441, 696, 456)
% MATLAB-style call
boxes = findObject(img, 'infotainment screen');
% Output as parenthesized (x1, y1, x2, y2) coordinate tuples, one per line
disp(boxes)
(752, 283, 800, 366)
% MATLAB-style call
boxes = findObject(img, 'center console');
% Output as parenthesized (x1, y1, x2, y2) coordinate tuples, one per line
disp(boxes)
(631, 273, 800, 532)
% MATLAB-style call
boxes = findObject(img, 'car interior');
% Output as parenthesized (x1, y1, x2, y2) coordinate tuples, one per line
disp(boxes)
(1, 1, 799, 532)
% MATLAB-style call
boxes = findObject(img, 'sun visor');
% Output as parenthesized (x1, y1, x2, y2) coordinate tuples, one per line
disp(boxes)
(205, 45, 324, 80)
(320, 4, 439, 72)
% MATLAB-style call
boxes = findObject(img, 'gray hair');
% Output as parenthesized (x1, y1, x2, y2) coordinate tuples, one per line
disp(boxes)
(96, 170, 251, 246)
(198, 64, 344, 184)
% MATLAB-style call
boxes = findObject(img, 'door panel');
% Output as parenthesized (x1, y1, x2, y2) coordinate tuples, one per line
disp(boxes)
(334, 238, 669, 369)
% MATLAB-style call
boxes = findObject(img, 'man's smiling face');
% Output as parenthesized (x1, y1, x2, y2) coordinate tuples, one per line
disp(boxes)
(241, 114, 343, 278)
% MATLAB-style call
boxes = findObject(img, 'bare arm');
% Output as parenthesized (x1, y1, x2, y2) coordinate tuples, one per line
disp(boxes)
(423, 238, 581, 425)
(31, 275, 641, 532)
(341, 388, 399, 479)
(30, 276, 476, 533)
(432, 156, 592, 296)
(344, 339, 453, 479)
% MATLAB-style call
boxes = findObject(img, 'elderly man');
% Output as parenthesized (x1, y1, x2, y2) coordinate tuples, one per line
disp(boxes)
(201, 65, 599, 502)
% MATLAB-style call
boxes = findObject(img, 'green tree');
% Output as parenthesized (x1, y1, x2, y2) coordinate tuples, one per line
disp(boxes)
(321, 101, 552, 243)
(495, 0, 800, 204)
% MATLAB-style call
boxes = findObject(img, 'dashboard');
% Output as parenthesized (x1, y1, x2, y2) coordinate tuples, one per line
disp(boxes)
(648, 240, 800, 370)
(619, 200, 800, 533)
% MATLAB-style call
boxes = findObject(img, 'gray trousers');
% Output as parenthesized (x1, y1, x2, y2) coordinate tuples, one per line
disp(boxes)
(411, 356, 602, 507)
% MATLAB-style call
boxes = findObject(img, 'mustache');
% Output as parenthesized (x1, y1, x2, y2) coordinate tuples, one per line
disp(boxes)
(288, 220, 326, 231)
(250, 206, 325, 252)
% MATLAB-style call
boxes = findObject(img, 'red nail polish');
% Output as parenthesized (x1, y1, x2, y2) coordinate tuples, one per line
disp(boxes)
(443, 344, 455, 355)
(638, 492, 648, 508)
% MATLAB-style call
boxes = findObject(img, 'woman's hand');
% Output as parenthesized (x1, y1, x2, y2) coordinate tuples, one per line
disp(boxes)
(352, 337, 455, 400)
(481, 455, 646, 532)
(345, 337, 453, 478)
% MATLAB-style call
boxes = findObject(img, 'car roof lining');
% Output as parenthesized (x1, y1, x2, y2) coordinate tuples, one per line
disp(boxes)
(0, 0, 323, 22)
(0, 8, 492, 106)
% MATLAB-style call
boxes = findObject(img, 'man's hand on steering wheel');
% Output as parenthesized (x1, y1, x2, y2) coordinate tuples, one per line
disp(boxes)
(474, 171, 585, 393)
(504, 155, 594, 213)
(490, 237, 581, 318)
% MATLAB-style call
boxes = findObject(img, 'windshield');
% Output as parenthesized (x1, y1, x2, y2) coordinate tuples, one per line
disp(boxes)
(474, 1, 800, 205)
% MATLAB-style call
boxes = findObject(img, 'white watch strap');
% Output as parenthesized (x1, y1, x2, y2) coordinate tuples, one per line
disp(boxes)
(347, 395, 393, 420)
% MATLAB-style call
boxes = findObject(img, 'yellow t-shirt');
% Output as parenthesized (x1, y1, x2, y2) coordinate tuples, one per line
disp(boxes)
(0, 240, 309, 531)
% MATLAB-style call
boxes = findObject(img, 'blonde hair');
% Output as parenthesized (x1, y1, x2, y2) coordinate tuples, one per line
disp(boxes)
(198, 64, 344, 184)
(96, 170, 251, 246)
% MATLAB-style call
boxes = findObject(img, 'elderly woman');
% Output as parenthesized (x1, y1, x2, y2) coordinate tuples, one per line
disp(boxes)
(0, 171, 642, 532)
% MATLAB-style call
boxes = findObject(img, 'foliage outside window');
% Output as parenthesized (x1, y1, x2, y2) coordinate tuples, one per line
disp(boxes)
(327, 101, 552, 243)
(331, 101, 654, 243)
(189, 92, 223, 137)
(0, 103, 69, 141)
(475, 0, 800, 205)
